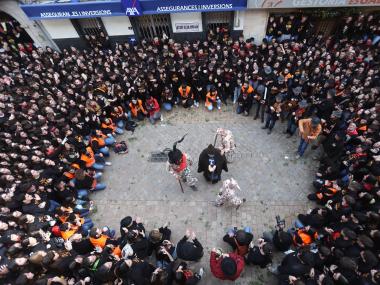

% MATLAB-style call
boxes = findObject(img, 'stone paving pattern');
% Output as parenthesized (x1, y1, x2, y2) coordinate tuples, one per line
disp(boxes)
(91, 105, 318, 285)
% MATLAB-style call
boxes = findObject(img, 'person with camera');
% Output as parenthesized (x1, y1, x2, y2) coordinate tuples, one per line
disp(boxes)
(263, 216, 293, 252)
(245, 238, 273, 268)
(145, 94, 162, 124)
(173, 262, 205, 285)
(210, 248, 245, 281)
(223, 227, 253, 256)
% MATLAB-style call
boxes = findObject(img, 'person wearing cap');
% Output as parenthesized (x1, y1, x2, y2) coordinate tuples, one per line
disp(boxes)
(210, 248, 245, 281)
(296, 117, 322, 158)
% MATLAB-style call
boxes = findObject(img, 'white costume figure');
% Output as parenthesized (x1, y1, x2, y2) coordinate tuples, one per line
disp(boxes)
(215, 178, 245, 209)
(216, 128, 235, 161)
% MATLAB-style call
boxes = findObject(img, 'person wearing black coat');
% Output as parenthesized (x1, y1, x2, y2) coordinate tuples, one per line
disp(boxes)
(176, 231, 204, 262)
(197, 144, 228, 184)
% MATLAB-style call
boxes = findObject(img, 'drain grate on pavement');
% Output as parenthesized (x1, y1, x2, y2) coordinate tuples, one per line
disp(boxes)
(148, 149, 170, 162)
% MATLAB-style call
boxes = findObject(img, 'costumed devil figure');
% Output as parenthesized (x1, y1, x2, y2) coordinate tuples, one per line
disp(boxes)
(198, 144, 228, 184)
(216, 128, 235, 157)
(167, 135, 198, 191)
(215, 178, 246, 210)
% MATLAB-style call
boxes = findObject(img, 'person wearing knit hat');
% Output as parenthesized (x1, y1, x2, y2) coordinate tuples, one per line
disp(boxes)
(210, 248, 245, 281)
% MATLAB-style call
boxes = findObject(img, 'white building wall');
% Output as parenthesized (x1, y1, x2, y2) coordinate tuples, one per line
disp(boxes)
(40, 19, 79, 39)
(171, 12, 203, 33)
(101, 16, 134, 36)
(242, 10, 269, 43)
(233, 10, 245, 31)
(0, 0, 56, 48)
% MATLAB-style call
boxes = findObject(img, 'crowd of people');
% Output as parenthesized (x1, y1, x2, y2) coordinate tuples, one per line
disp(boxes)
(0, 10, 379, 285)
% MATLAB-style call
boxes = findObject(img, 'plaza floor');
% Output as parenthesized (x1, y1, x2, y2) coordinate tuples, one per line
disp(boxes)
(91, 104, 317, 285)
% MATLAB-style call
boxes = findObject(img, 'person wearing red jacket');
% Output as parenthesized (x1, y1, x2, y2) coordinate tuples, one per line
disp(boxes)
(145, 94, 162, 124)
(210, 248, 245, 281)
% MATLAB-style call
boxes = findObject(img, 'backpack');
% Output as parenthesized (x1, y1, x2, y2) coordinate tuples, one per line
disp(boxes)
(125, 120, 137, 132)
(113, 141, 128, 154)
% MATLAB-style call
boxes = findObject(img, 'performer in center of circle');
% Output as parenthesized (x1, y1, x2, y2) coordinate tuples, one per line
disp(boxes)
(198, 144, 228, 184)
(167, 135, 198, 191)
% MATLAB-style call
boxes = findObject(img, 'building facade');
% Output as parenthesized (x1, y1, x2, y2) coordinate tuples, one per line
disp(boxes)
(1, 0, 379, 50)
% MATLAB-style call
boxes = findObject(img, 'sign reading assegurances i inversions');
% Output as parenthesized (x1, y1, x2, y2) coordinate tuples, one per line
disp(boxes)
(20, 0, 247, 20)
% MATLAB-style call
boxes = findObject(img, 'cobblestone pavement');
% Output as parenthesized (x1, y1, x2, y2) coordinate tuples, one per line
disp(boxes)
(91, 104, 318, 285)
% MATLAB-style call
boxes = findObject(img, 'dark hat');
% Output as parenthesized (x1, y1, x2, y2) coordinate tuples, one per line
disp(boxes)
(120, 216, 133, 228)
(221, 257, 237, 276)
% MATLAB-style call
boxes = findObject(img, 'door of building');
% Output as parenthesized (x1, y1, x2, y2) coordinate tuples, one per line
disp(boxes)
(204, 11, 233, 32)
(134, 14, 171, 40)
(74, 18, 105, 36)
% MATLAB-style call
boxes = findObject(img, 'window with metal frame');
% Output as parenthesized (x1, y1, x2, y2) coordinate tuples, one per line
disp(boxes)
(136, 14, 171, 40)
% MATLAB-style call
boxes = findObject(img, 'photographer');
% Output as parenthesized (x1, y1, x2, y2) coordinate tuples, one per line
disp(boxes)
(264, 216, 293, 252)
(223, 227, 253, 256)
(210, 248, 245, 281)
(245, 238, 273, 268)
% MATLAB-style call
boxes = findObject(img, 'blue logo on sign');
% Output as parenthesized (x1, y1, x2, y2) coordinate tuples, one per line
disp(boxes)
(121, 0, 142, 16)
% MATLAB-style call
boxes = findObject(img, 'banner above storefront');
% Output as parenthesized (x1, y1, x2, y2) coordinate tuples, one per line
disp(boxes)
(249, 0, 380, 8)
(20, 0, 247, 20)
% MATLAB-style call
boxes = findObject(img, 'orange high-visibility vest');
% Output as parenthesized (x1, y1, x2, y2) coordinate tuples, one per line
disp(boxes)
(80, 146, 95, 168)
(113, 246, 122, 257)
(61, 229, 76, 240)
(179, 86, 191, 98)
(129, 100, 145, 117)
(294, 230, 312, 246)
(241, 85, 253, 94)
(90, 234, 108, 249)
(205, 92, 217, 107)
(101, 118, 116, 132)
(90, 135, 106, 148)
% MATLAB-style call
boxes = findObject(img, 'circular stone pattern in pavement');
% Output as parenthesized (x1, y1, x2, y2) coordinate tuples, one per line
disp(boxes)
(91, 106, 317, 284)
